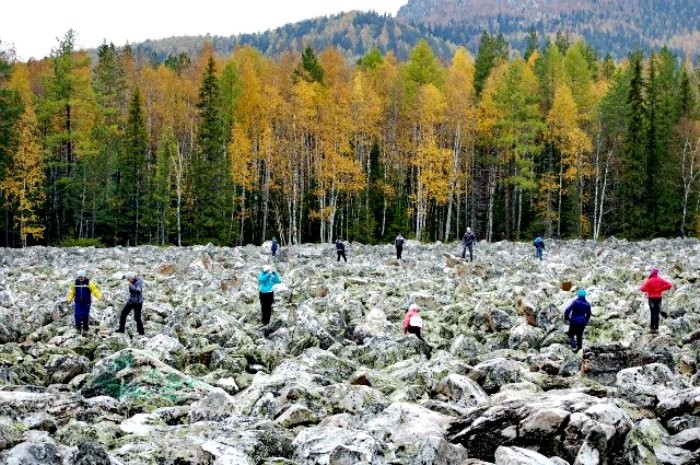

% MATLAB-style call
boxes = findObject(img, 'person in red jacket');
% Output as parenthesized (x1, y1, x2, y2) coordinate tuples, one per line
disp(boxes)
(640, 267, 672, 334)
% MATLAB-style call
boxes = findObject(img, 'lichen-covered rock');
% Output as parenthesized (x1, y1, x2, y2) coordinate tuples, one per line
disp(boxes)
(1, 440, 62, 465)
(616, 363, 689, 408)
(434, 373, 489, 406)
(292, 426, 385, 465)
(70, 440, 111, 465)
(2, 240, 700, 464)
(188, 387, 236, 422)
(0, 418, 25, 451)
(81, 348, 214, 409)
(494, 446, 558, 465)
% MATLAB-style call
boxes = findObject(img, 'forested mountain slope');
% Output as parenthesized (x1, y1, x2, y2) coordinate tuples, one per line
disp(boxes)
(397, 0, 700, 58)
(133, 11, 457, 63)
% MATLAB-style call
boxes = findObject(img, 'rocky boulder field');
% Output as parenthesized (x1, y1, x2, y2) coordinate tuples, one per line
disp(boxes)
(1, 238, 700, 464)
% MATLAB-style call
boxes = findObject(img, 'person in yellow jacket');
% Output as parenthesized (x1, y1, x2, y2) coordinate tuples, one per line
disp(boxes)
(67, 270, 102, 336)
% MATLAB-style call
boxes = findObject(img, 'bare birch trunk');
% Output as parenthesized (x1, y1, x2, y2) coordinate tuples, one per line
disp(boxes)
(557, 153, 564, 239)
(487, 164, 496, 242)
(445, 124, 461, 240)
(680, 136, 700, 237)
(594, 151, 611, 241)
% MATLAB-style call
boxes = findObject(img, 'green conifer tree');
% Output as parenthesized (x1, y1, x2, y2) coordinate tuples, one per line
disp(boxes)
(620, 50, 648, 237)
(193, 56, 229, 243)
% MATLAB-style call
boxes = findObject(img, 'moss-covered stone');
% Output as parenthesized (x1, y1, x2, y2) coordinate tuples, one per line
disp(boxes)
(81, 349, 214, 410)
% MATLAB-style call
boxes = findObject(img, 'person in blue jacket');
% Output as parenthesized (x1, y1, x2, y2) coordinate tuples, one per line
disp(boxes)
(258, 264, 281, 326)
(67, 270, 102, 336)
(533, 235, 545, 260)
(564, 289, 592, 352)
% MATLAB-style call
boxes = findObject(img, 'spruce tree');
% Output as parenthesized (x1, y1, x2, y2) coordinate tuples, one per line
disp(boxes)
(0, 46, 22, 184)
(193, 55, 229, 243)
(474, 32, 508, 95)
(524, 28, 538, 61)
(295, 45, 325, 84)
(620, 50, 647, 237)
(120, 88, 149, 244)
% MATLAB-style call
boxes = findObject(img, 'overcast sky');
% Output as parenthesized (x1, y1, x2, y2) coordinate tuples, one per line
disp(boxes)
(2, 0, 408, 60)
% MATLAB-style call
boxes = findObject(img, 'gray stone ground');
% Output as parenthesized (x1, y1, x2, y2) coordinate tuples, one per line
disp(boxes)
(1, 238, 699, 464)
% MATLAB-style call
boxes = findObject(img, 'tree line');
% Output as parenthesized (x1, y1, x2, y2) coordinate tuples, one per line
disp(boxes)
(0, 30, 698, 247)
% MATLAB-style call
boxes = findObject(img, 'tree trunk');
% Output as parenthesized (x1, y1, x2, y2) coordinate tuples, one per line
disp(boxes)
(487, 163, 496, 242)
(445, 124, 461, 240)
(594, 151, 611, 242)
(557, 152, 564, 238)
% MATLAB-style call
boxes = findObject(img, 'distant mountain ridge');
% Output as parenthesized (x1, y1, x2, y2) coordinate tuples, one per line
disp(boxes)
(129, 1, 699, 63)
(132, 11, 457, 63)
(397, 0, 700, 58)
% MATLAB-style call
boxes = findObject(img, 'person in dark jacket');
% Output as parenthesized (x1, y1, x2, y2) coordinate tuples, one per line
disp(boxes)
(258, 264, 281, 326)
(462, 227, 476, 261)
(271, 237, 279, 257)
(335, 239, 347, 262)
(116, 272, 144, 335)
(533, 235, 545, 261)
(67, 270, 102, 336)
(564, 289, 592, 352)
(395, 233, 405, 259)
(640, 267, 673, 334)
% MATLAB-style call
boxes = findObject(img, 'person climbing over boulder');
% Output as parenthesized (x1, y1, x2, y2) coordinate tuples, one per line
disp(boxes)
(403, 303, 424, 341)
(258, 264, 281, 327)
(564, 289, 591, 353)
(403, 303, 432, 359)
(640, 267, 673, 334)
(67, 270, 102, 337)
(533, 235, 545, 261)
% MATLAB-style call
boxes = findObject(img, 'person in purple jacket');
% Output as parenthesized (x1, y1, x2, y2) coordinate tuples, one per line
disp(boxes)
(564, 289, 592, 353)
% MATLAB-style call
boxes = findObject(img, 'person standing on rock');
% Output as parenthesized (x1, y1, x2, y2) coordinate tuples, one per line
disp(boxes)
(116, 272, 145, 336)
(533, 235, 545, 261)
(67, 270, 102, 336)
(335, 238, 347, 262)
(564, 289, 591, 353)
(271, 237, 279, 257)
(462, 227, 476, 261)
(258, 264, 281, 327)
(402, 303, 432, 359)
(395, 233, 405, 259)
(640, 267, 673, 334)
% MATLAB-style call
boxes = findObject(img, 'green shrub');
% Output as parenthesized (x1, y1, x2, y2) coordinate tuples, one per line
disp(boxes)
(59, 237, 105, 248)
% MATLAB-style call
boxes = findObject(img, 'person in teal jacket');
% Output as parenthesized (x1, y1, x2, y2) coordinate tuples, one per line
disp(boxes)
(258, 264, 281, 326)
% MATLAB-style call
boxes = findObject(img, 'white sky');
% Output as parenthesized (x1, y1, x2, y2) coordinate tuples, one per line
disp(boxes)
(2, 0, 408, 60)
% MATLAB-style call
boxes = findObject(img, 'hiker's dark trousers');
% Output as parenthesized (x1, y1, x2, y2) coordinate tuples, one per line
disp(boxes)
(649, 298, 662, 330)
(260, 292, 274, 325)
(568, 323, 586, 350)
(396, 245, 403, 259)
(407, 325, 424, 341)
(74, 303, 91, 330)
(119, 302, 144, 335)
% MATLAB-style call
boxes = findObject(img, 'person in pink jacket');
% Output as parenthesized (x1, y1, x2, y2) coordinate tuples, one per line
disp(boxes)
(640, 267, 672, 334)
(403, 303, 424, 341)
(403, 303, 432, 359)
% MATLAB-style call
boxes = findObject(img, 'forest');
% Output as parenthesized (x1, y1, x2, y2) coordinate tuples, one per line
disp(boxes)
(398, 0, 700, 59)
(0, 30, 698, 248)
